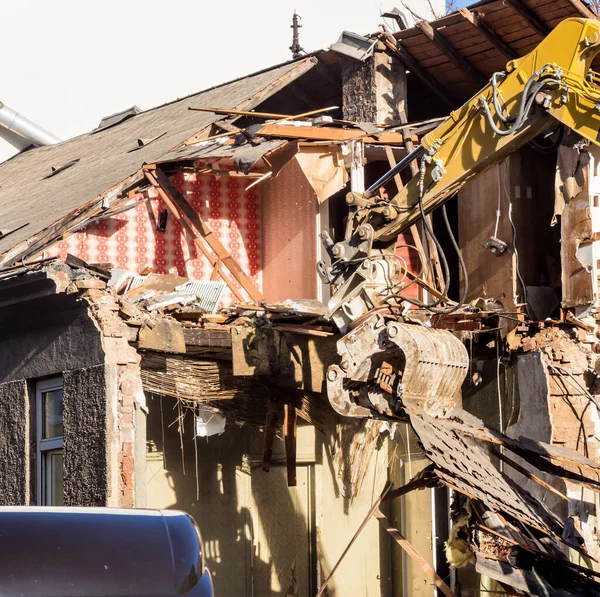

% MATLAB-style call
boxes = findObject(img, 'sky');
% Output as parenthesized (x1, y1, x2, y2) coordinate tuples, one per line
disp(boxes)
(0, 0, 469, 162)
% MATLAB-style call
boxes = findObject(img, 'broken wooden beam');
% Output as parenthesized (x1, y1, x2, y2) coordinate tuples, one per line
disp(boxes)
(566, 0, 597, 19)
(459, 8, 517, 60)
(144, 167, 263, 303)
(182, 327, 232, 348)
(415, 20, 488, 87)
(503, 0, 549, 38)
(187, 105, 340, 145)
(284, 403, 297, 487)
(373, 508, 457, 597)
(255, 122, 405, 144)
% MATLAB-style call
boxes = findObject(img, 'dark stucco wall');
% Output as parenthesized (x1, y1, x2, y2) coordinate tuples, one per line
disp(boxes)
(0, 295, 104, 383)
(0, 294, 107, 506)
(63, 365, 108, 506)
(0, 380, 29, 505)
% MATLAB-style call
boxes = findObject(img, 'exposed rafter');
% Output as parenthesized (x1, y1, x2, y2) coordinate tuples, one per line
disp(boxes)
(503, 0, 549, 38)
(566, 0, 597, 19)
(415, 20, 488, 87)
(382, 34, 457, 108)
(459, 7, 518, 60)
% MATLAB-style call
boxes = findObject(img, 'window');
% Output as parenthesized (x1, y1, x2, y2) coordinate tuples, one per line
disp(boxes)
(36, 378, 64, 506)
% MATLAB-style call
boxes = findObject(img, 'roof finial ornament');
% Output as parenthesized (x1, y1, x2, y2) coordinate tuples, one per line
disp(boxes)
(290, 11, 304, 59)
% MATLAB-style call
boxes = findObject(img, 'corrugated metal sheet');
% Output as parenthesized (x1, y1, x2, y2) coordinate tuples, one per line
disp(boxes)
(129, 275, 226, 313)
(179, 280, 226, 313)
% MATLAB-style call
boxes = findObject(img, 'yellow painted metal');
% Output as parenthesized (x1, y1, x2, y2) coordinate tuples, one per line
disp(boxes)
(370, 17, 600, 242)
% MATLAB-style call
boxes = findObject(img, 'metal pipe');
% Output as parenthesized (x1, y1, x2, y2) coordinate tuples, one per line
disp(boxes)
(0, 126, 32, 151)
(363, 144, 425, 198)
(0, 102, 61, 148)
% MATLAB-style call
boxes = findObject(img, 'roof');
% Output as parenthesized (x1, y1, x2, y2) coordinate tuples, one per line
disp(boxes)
(391, 0, 595, 102)
(0, 57, 317, 264)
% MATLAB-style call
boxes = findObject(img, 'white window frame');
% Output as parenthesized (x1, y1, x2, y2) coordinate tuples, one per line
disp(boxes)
(36, 377, 64, 506)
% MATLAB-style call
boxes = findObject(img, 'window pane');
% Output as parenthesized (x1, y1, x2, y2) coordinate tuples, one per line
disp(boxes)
(50, 452, 64, 506)
(43, 389, 63, 438)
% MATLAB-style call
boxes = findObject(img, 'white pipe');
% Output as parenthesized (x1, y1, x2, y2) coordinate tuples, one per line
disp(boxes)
(0, 102, 60, 148)
(0, 125, 31, 151)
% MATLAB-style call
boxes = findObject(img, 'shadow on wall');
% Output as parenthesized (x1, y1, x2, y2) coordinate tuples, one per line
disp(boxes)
(145, 395, 321, 597)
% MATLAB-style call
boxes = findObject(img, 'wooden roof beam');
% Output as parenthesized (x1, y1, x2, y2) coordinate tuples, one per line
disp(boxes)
(415, 20, 488, 88)
(503, 0, 549, 38)
(566, 0, 597, 19)
(382, 35, 457, 108)
(459, 7, 518, 61)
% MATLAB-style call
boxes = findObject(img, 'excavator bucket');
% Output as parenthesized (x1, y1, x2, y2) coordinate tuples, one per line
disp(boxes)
(326, 313, 469, 418)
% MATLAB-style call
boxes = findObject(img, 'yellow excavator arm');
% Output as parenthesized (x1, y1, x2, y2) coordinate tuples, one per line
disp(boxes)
(364, 17, 600, 243)
(322, 17, 600, 419)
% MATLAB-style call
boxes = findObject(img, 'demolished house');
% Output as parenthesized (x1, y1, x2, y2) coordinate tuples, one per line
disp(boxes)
(2, 0, 600, 595)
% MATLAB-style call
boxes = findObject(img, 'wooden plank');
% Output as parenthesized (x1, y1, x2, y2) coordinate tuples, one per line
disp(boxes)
(179, 57, 319, 147)
(374, 508, 457, 597)
(382, 35, 457, 108)
(195, 106, 341, 144)
(565, 0, 597, 18)
(262, 399, 278, 472)
(150, 167, 264, 302)
(255, 123, 405, 144)
(459, 8, 518, 60)
(274, 324, 334, 337)
(182, 327, 232, 348)
(143, 169, 246, 302)
(457, 160, 517, 310)
(503, 0, 549, 38)
(284, 403, 297, 487)
(415, 20, 488, 87)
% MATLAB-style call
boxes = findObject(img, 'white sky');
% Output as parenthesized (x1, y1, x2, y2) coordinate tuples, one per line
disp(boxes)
(0, 0, 443, 162)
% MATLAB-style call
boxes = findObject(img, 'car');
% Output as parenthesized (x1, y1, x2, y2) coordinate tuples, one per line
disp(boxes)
(0, 506, 213, 596)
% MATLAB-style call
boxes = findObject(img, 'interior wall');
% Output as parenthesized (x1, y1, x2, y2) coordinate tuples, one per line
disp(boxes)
(458, 147, 559, 314)
(46, 172, 262, 306)
(261, 159, 318, 302)
(145, 395, 393, 597)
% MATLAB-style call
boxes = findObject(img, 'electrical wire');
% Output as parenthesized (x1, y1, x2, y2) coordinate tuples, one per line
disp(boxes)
(502, 159, 530, 316)
(494, 164, 502, 239)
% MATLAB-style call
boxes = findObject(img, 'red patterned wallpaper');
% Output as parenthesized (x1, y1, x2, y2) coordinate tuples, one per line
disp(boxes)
(46, 173, 262, 306)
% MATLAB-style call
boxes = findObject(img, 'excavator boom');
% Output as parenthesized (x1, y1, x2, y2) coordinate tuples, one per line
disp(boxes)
(322, 17, 600, 419)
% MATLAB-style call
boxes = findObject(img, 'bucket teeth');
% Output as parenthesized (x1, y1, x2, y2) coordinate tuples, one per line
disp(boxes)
(327, 314, 469, 418)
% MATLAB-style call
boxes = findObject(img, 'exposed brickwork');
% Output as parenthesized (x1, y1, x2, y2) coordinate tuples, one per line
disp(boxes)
(523, 327, 599, 459)
(82, 286, 143, 508)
